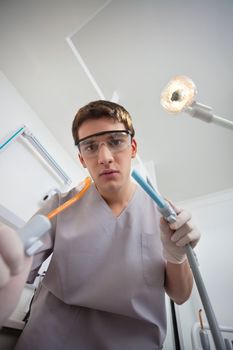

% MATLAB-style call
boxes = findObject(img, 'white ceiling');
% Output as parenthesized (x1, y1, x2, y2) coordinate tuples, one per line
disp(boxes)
(0, 0, 233, 201)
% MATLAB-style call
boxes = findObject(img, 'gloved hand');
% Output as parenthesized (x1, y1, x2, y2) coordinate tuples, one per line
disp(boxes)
(160, 204, 201, 264)
(0, 223, 25, 288)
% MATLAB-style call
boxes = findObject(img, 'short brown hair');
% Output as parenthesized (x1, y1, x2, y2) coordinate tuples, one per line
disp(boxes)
(72, 100, 135, 145)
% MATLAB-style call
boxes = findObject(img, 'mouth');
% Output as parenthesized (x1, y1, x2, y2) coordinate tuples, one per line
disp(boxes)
(99, 170, 119, 176)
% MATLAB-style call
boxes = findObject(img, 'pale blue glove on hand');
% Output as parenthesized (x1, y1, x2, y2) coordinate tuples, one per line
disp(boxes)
(160, 205, 201, 264)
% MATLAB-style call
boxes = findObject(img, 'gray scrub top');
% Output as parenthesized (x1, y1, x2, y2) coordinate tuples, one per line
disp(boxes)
(15, 183, 166, 350)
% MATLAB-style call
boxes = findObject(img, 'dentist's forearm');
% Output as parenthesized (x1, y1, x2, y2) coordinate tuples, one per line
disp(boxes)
(164, 259, 193, 305)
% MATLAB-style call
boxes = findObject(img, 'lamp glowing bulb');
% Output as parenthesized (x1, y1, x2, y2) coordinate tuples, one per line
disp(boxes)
(160, 75, 233, 130)
(160, 75, 197, 113)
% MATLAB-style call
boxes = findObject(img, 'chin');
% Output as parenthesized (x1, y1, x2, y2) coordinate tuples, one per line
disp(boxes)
(98, 180, 121, 193)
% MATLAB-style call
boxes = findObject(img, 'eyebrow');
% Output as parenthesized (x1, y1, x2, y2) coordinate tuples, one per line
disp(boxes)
(81, 139, 97, 145)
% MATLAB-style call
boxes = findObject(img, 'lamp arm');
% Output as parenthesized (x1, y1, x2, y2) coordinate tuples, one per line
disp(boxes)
(187, 102, 233, 130)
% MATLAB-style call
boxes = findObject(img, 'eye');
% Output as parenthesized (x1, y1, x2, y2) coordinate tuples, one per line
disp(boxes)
(108, 137, 126, 148)
(110, 138, 123, 146)
(83, 142, 98, 153)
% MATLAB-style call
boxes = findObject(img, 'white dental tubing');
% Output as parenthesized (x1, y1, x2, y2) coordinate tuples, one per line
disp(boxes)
(18, 215, 51, 256)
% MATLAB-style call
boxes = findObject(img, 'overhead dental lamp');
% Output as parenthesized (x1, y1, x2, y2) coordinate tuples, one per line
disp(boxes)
(160, 75, 233, 130)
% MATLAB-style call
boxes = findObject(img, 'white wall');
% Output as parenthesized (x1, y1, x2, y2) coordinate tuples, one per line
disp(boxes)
(0, 71, 85, 222)
(175, 188, 233, 349)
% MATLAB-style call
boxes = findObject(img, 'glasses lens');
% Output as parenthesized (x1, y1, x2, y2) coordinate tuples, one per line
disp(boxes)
(79, 130, 131, 157)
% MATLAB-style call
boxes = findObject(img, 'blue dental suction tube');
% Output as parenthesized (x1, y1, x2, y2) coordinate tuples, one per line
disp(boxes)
(131, 168, 226, 350)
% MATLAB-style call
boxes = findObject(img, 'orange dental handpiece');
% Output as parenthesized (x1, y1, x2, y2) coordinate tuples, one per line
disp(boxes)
(18, 177, 91, 255)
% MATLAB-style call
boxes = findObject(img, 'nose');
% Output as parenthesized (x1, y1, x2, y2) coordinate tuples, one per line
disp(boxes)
(97, 143, 114, 165)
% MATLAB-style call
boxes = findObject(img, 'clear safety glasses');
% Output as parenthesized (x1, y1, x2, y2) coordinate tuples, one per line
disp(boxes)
(77, 130, 133, 158)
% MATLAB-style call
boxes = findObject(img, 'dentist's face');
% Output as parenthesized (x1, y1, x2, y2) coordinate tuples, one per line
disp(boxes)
(78, 117, 137, 196)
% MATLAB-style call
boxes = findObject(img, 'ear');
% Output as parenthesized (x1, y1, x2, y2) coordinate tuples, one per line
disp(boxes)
(78, 153, 87, 168)
(131, 139, 137, 159)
